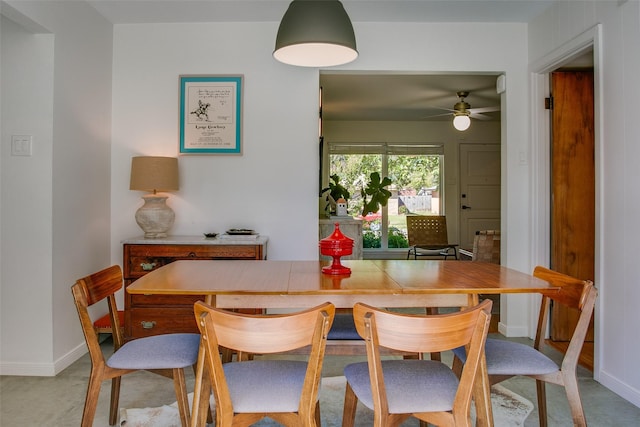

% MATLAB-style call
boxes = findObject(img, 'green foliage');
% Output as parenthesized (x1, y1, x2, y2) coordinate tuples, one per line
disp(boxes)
(360, 172, 392, 217)
(388, 227, 409, 248)
(363, 230, 381, 248)
(328, 153, 440, 217)
(362, 228, 408, 249)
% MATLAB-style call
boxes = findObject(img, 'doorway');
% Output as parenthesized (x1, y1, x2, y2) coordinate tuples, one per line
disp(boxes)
(549, 70, 595, 368)
(531, 25, 602, 371)
(459, 143, 501, 250)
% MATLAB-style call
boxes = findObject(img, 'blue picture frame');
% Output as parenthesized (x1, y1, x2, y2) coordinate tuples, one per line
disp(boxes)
(179, 75, 243, 155)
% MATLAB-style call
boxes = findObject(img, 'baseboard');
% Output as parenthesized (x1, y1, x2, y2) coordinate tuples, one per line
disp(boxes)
(497, 321, 529, 337)
(0, 342, 86, 376)
(597, 370, 640, 408)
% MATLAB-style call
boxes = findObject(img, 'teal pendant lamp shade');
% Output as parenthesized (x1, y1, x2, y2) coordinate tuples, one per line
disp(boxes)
(274, 0, 358, 67)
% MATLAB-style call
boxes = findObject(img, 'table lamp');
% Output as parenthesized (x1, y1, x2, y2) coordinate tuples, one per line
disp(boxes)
(129, 156, 179, 238)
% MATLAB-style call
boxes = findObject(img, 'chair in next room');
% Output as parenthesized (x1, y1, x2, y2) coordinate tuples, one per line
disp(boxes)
(406, 215, 458, 260)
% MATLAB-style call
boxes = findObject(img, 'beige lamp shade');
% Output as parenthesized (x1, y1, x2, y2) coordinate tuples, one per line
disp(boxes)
(129, 156, 179, 238)
(130, 156, 179, 193)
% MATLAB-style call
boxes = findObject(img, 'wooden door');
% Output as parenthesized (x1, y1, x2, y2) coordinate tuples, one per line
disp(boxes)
(459, 144, 501, 251)
(550, 71, 595, 341)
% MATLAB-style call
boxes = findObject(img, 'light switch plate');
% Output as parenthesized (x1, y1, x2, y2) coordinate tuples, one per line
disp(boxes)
(11, 135, 32, 156)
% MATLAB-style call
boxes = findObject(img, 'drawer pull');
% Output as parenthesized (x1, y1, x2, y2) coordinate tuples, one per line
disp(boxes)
(141, 321, 156, 329)
(188, 252, 197, 258)
(140, 262, 156, 271)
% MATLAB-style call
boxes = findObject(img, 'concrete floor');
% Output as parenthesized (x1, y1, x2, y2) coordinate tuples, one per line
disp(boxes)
(1, 335, 639, 426)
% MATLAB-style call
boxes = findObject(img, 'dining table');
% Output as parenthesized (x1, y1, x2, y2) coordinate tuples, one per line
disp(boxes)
(127, 259, 558, 427)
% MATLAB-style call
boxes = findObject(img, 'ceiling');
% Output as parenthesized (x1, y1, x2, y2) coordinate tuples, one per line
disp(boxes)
(84, 0, 560, 123)
(87, 1, 556, 25)
(321, 72, 501, 122)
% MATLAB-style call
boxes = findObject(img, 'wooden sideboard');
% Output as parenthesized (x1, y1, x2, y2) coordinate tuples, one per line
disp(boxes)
(122, 235, 268, 339)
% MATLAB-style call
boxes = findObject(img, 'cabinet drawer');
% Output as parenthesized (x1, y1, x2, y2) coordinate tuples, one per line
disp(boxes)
(124, 244, 260, 278)
(129, 308, 198, 337)
(130, 293, 205, 307)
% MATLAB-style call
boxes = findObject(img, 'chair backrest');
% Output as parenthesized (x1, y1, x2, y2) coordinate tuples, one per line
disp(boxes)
(71, 265, 125, 362)
(471, 230, 501, 264)
(352, 300, 492, 412)
(194, 301, 336, 416)
(406, 215, 450, 246)
(532, 266, 597, 369)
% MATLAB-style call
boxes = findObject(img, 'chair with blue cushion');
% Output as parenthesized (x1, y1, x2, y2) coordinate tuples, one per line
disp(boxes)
(452, 266, 597, 427)
(71, 265, 204, 427)
(193, 300, 335, 427)
(342, 299, 492, 427)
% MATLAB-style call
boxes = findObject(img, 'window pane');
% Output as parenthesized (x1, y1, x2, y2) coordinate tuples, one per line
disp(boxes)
(389, 154, 441, 248)
(329, 154, 382, 248)
(327, 148, 442, 251)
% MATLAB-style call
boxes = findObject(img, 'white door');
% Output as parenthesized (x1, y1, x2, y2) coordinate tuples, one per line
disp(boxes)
(459, 144, 501, 251)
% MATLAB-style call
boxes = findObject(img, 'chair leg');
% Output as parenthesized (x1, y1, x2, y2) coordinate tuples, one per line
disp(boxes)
(109, 376, 121, 425)
(81, 370, 104, 427)
(536, 379, 548, 427)
(172, 368, 191, 427)
(314, 400, 321, 427)
(191, 364, 214, 424)
(342, 382, 358, 427)
(451, 354, 463, 378)
(563, 373, 588, 426)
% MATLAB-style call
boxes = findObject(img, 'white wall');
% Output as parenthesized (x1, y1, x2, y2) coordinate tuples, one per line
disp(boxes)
(528, 0, 640, 407)
(110, 21, 530, 268)
(0, 1, 112, 375)
(1, 15, 54, 373)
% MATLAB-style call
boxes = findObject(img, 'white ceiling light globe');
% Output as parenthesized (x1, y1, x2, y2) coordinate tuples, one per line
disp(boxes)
(453, 115, 471, 131)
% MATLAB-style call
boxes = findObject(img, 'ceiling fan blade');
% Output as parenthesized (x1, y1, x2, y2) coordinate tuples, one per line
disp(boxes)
(470, 112, 493, 121)
(422, 111, 454, 119)
(469, 106, 500, 114)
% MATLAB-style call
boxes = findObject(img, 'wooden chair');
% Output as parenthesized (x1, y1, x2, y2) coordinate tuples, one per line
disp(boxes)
(342, 300, 492, 427)
(71, 265, 202, 427)
(471, 230, 501, 264)
(471, 230, 501, 328)
(406, 215, 458, 260)
(193, 300, 335, 426)
(452, 266, 597, 426)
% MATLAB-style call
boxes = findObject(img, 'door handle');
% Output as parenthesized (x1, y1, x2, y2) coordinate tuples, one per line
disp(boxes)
(461, 205, 472, 209)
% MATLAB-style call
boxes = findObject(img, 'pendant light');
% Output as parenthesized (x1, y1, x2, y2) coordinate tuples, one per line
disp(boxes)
(274, 0, 358, 67)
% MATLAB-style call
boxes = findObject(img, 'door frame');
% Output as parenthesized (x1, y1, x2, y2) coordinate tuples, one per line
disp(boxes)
(529, 24, 603, 375)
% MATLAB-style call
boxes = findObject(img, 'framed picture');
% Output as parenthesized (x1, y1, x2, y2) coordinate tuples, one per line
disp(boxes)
(179, 75, 243, 154)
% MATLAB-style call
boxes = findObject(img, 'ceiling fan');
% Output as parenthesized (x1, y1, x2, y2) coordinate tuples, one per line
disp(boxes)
(424, 91, 500, 127)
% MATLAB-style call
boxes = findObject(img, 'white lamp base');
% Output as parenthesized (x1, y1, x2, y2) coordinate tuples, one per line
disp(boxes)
(135, 194, 175, 238)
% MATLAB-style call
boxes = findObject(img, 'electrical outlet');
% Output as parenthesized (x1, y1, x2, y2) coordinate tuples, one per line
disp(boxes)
(11, 135, 32, 156)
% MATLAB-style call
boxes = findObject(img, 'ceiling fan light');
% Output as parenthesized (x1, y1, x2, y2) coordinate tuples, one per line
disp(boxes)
(453, 114, 471, 131)
(274, 0, 358, 67)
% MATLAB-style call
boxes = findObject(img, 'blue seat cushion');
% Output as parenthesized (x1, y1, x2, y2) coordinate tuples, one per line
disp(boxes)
(107, 333, 200, 370)
(453, 338, 559, 376)
(327, 313, 361, 340)
(344, 359, 459, 413)
(223, 360, 309, 413)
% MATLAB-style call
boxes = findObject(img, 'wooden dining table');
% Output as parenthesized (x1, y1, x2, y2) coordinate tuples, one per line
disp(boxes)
(127, 259, 558, 427)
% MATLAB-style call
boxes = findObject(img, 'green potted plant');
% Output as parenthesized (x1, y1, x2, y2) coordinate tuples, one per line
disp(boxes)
(360, 172, 392, 217)
(320, 174, 351, 215)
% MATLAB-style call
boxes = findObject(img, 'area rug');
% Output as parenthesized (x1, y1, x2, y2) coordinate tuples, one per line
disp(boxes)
(121, 376, 533, 426)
